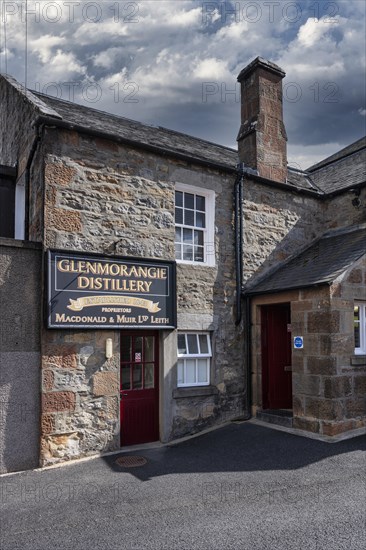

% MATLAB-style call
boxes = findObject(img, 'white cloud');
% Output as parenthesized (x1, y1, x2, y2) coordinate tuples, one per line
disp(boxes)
(0, 0, 364, 166)
(30, 35, 66, 63)
(297, 17, 340, 47)
(92, 48, 126, 70)
(192, 58, 230, 80)
(46, 50, 86, 78)
(358, 108, 366, 116)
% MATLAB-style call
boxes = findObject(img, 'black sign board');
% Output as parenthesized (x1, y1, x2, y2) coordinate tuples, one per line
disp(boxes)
(47, 250, 176, 329)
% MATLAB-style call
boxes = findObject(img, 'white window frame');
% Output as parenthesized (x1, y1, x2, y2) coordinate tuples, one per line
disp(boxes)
(14, 180, 25, 240)
(174, 183, 215, 267)
(177, 332, 212, 387)
(354, 302, 366, 355)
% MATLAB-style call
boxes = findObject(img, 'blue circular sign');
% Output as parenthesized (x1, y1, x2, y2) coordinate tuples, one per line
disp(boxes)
(294, 336, 303, 349)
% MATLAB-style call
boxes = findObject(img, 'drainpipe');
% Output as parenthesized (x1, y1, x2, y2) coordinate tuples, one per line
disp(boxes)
(234, 168, 243, 325)
(235, 163, 258, 419)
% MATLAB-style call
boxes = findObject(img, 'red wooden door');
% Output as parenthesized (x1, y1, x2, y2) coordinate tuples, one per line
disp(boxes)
(261, 304, 292, 410)
(120, 331, 159, 446)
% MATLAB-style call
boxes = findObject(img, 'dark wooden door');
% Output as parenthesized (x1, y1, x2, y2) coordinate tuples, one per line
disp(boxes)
(120, 331, 159, 446)
(261, 304, 292, 410)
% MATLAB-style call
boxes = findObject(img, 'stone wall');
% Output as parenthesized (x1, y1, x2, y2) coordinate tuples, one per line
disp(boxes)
(243, 183, 366, 288)
(38, 126, 244, 463)
(243, 182, 323, 284)
(251, 256, 366, 437)
(0, 239, 42, 473)
(324, 187, 366, 231)
(40, 330, 120, 466)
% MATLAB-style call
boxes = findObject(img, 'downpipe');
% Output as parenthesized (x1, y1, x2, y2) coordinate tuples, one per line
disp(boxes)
(235, 163, 257, 420)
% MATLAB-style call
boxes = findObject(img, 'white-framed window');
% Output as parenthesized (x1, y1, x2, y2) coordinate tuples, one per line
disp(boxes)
(354, 302, 366, 354)
(177, 332, 212, 387)
(174, 184, 215, 266)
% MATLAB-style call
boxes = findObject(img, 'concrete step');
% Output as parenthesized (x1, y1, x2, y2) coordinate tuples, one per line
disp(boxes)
(256, 409, 293, 428)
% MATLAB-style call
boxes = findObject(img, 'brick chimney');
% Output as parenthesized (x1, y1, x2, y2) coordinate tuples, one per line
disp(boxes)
(237, 57, 287, 183)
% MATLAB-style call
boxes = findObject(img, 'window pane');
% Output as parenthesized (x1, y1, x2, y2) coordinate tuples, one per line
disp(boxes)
(183, 228, 193, 243)
(184, 193, 194, 209)
(185, 359, 196, 384)
(144, 336, 154, 362)
(175, 227, 182, 243)
(175, 190, 183, 207)
(196, 195, 205, 211)
(134, 337, 143, 361)
(132, 364, 142, 389)
(121, 365, 131, 390)
(194, 230, 203, 245)
(178, 334, 187, 354)
(175, 207, 183, 224)
(175, 244, 182, 259)
(121, 337, 131, 362)
(184, 209, 194, 226)
(178, 360, 184, 385)
(197, 359, 208, 383)
(187, 334, 198, 354)
(144, 363, 154, 389)
(199, 334, 209, 354)
(183, 245, 193, 261)
(194, 246, 204, 262)
(354, 306, 360, 348)
(196, 212, 206, 228)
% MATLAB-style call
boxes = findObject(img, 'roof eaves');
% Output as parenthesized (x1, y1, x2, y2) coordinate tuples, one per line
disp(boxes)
(34, 114, 237, 174)
(243, 280, 331, 297)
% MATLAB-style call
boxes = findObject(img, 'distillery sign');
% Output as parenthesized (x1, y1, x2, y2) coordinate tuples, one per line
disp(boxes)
(47, 250, 176, 329)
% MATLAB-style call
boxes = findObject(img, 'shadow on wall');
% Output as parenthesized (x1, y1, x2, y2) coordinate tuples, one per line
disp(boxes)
(0, 242, 42, 474)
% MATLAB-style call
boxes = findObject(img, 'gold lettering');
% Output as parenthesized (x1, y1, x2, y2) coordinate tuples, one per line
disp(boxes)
(55, 313, 66, 322)
(57, 259, 70, 272)
(77, 276, 90, 289)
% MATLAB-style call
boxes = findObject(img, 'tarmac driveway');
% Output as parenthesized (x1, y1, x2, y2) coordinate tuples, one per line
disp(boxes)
(1, 421, 365, 550)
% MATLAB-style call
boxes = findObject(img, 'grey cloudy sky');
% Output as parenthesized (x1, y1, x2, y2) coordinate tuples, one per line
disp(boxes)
(1, 0, 365, 168)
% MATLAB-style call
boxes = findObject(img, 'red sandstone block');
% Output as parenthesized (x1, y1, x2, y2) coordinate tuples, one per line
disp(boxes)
(42, 392, 76, 413)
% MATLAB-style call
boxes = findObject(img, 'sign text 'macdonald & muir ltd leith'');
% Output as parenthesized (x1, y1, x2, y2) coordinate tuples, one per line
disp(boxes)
(47, 250, 177, 329)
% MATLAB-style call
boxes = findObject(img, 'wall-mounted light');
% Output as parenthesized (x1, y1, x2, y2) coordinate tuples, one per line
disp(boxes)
(106, 338, 113, 359)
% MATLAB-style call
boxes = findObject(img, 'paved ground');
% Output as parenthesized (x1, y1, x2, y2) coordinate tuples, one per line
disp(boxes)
(1, 421, 365, 550)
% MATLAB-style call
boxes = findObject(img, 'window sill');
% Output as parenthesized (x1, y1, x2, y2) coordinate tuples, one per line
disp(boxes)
(351, 355, 366, 366)
(176, 260, 215, 268)
(173, 386, 218, 399)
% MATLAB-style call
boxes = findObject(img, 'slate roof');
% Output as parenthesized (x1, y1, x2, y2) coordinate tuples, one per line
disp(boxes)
(286, 168, 322, 193)
(30, 90, 365, 196)
(307, 138, 366, 194)
(308, 137, 366, 171)
(32, 92, 238, 170)
(3, 76, 362, 196)
(244, 225, 366, 295)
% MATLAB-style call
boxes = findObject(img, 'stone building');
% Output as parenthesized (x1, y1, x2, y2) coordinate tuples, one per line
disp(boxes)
(0, 57, 365, 473)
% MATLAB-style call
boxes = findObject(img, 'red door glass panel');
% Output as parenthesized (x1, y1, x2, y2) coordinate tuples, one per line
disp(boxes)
(261, 304, 292, 410)
(120, 331, 159, 446)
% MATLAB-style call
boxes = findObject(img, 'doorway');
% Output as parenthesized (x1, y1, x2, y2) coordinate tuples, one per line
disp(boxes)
(261, 303, 292, 410)
(120, 331, 159, 446)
